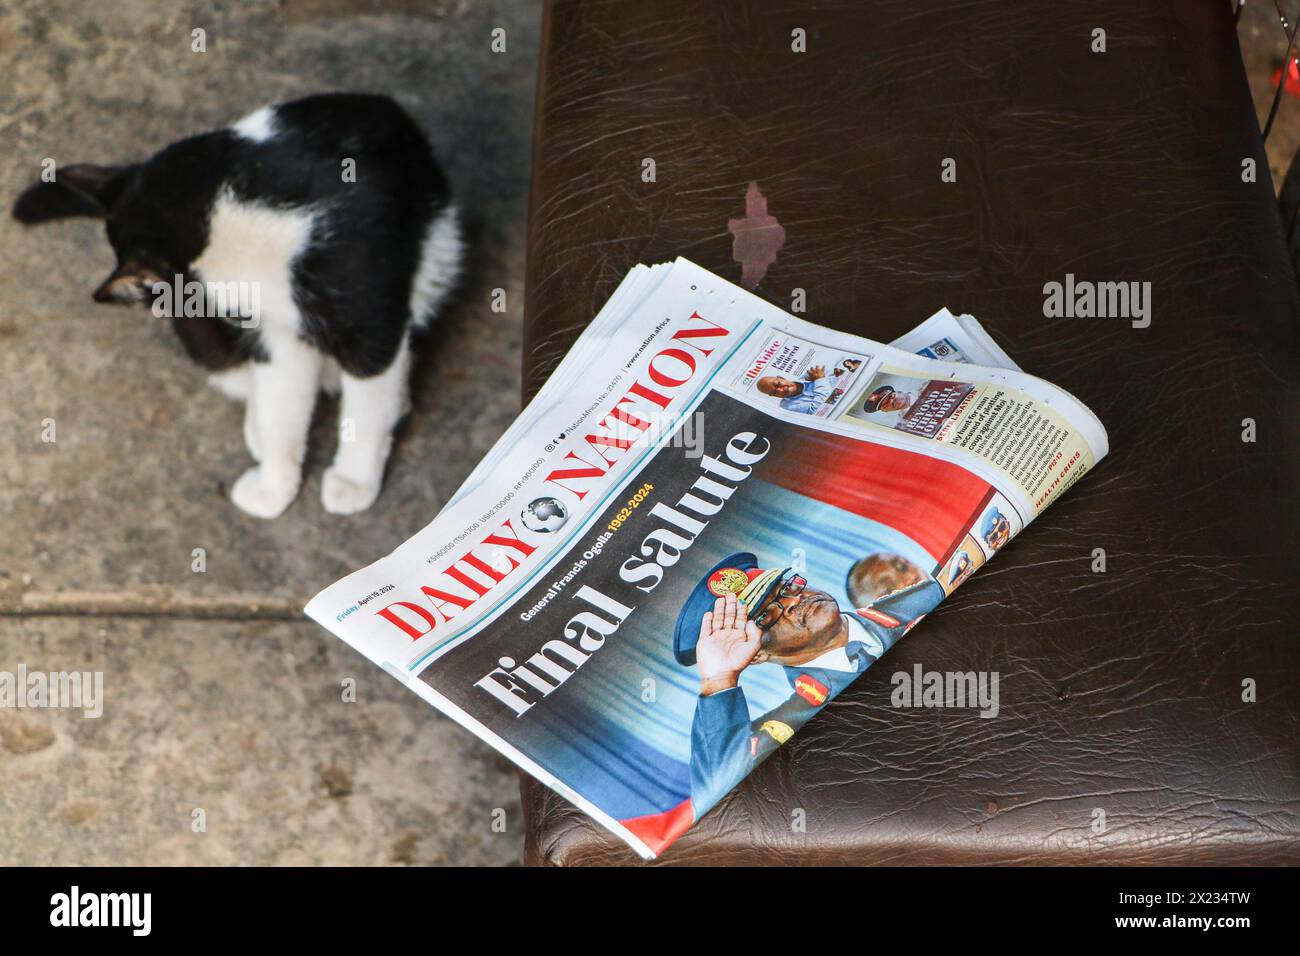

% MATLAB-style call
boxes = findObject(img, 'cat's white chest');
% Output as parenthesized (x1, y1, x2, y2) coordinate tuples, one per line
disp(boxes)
(193, 189, 314, 334)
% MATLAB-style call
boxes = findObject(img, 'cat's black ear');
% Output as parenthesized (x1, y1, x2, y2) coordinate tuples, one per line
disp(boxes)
(12, 163, 135, 224)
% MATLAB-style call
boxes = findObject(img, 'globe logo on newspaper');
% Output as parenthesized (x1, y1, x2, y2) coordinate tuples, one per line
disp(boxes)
(521, 496, 569, 533)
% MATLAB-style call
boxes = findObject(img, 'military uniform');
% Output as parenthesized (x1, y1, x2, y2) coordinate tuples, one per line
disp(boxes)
(673, 553, 945, 815)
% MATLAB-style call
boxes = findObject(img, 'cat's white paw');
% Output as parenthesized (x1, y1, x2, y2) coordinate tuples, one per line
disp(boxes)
(321, 467, 381, 515)
(208, 366, 253, 402)
(231, 466, 299, 519)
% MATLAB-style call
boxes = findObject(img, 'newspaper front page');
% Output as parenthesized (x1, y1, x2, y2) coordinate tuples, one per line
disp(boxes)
(306, 259, 1107, 858)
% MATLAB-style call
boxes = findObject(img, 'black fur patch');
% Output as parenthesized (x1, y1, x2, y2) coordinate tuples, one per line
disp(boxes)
(13, 93, 460, 377)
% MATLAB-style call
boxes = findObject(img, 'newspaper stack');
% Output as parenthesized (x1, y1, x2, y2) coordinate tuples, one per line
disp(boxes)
(306, 260, 1108, 858)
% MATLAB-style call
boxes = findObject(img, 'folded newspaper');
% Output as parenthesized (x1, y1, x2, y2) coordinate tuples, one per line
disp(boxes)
(306, 259, 1108, 858)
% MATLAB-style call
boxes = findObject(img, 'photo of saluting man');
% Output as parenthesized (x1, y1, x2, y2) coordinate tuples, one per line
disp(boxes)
(674, 553, 944, 815)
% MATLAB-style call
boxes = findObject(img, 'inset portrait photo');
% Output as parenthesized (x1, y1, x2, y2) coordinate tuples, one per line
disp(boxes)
(737, 331, 869, 418)
(977, 500, 1016, 555)
(845, 370, 976, 438)
(938, 534, 985, 594)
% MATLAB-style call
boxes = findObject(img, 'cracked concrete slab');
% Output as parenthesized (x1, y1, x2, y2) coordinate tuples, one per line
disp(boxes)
(0, 0, 540, 864)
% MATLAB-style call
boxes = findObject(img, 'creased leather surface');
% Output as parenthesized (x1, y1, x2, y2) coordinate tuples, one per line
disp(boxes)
(519, 0, 1300, 865)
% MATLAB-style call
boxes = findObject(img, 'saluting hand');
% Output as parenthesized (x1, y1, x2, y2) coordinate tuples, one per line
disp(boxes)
(696, 591, 761, 696)
(805, 365, 826, 381)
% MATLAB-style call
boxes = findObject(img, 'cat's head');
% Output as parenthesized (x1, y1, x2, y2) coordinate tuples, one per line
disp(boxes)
(13, 159, 200, 305)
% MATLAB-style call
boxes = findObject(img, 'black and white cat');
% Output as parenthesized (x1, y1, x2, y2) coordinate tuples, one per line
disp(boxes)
(13, 93, 463, 518)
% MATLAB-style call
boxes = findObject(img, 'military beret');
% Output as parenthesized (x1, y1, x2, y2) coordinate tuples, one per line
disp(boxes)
(860, 384, 896, 413)
(673, 552, 789, 666)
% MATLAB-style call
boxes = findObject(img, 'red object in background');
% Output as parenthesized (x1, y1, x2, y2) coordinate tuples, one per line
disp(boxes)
(1272, 58, 1300, 98)
(761, 429, 993, 562)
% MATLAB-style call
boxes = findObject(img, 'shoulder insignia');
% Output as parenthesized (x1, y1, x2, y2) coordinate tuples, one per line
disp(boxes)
(793, 674, 829, 706)
(760, 720, 794, 744)
(858, 606, 901, 628)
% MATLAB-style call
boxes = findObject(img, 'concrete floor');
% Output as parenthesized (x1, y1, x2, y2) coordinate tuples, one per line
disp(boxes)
(1, 1, 1294, 867)
(0, 0, 539, 865)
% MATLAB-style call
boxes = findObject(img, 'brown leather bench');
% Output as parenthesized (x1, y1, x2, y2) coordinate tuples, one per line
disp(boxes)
(519, 0, 1300, 865)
